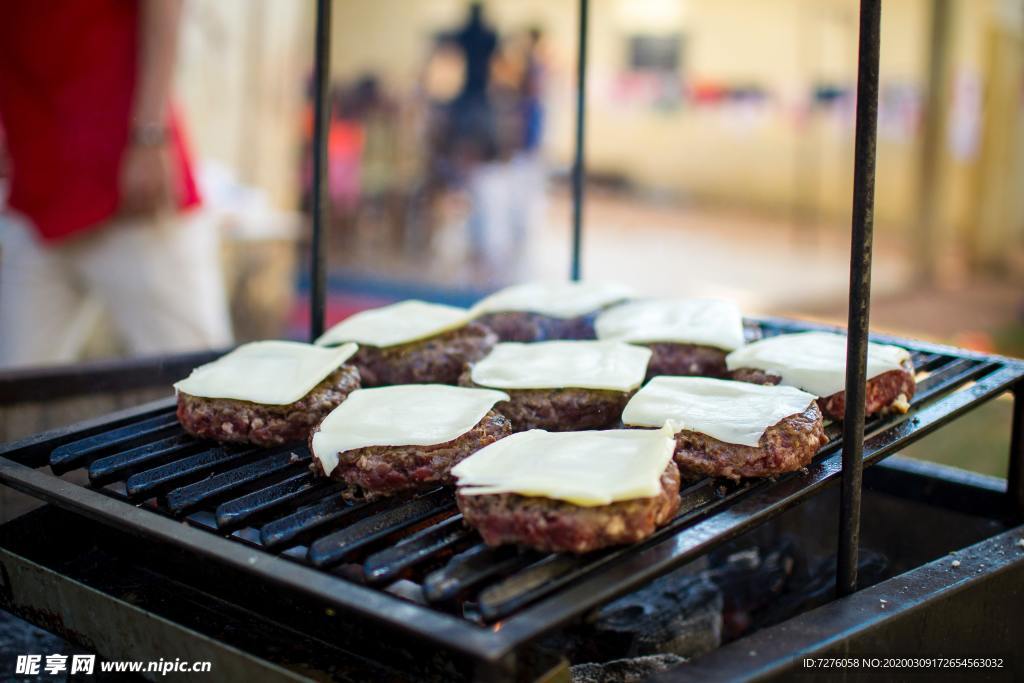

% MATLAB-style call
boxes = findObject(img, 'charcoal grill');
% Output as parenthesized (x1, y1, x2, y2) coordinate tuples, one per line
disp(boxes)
(2, 0, 1024, 680)
(1, 319, 1022, 680)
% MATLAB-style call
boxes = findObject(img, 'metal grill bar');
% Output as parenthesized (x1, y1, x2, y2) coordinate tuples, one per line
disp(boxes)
(50, 412, 180, 474)
(215, 471, 320, 529)
(88, 433, 195, 485)
(125, 444, 261, 498)
(363, 514, 473, 585)
(166, 450, 306, 513)
(308, 489, 454, 568)
(2, 322, 1022, 662)
(476, 554, 581, 620)
(838, 0, 882, 598)
(424, 544, 534, 604)
(260, 494, 366, 550)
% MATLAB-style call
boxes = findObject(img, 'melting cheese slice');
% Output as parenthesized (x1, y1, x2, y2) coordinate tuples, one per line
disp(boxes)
(725, 331, 911, 397)
(470, 281, 633, 319)
(622, 376, 818, 447)
(470, 341, 651, 392)
(174, 341, 358, 405)
(452, 427, 676, 506)
(596, 298, 745, 350)
(310, 385, 509, 476)
(315, 300, 471, 348)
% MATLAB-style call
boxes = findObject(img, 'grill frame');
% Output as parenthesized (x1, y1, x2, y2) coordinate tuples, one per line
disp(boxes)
(2, 318, 1022, 663)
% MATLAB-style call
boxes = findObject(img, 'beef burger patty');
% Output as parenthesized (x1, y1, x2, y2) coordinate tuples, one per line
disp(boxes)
(671, 402, 827, 481)
(457, 461, 681, 554)
(354, 322, 496, 386)
(475, 311, 598, 343)
(177, 365, 361, 447)
(731, 361, 916, 421)
(312, 410, 511, 498)
(645, 342, 729, 379)
(459, 367, 631, 432)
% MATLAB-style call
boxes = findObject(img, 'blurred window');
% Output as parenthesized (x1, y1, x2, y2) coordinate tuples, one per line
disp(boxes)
(628, 34, 683, 74)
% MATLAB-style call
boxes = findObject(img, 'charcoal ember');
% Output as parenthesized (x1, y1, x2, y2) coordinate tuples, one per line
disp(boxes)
(752, 547, 888, 631)
(567, 571, 723, 661)
(570, 654, 685, 683)
(706, 544, 796, 641)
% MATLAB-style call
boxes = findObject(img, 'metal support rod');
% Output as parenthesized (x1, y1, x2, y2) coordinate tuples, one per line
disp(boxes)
(309, 0, 332, 341)
(569, 0, 589, 281)
(1009, 382, 1024, 517)
(837, 0, 881, 598)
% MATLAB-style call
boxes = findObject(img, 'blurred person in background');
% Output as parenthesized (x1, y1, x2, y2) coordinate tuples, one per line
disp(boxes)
(349, 76, 402, 242)
(0, 0, 232, 368)
(508, 27, 549, 266)
(445, 2, 500, 167)
(461, 25, 550, 283)
(518, 27, 547, 157)
(324, 86, 365, 241)
(435, 4, 515, 282)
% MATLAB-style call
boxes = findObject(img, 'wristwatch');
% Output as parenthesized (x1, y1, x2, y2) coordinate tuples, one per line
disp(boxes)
(131, 122, 170, 146)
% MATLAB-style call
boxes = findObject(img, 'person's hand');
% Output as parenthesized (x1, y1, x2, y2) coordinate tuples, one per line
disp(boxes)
(118, 141, 173, 216)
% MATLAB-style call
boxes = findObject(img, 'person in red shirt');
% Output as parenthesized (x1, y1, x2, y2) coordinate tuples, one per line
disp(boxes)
(0, 0, 232, 367)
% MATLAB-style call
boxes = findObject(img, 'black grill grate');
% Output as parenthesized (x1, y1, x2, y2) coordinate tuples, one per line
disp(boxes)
(2, 318, 1022, 662)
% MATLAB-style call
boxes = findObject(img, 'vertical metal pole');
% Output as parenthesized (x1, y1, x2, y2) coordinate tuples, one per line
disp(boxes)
(837, 0, 881, 598)
(309, 0, 332, 341)
(1008, 383, 1024, 517)
(569, 0, 589, 281)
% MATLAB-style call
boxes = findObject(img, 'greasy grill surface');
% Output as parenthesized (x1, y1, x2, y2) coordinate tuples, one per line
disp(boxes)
(5, 319, 1023, 659)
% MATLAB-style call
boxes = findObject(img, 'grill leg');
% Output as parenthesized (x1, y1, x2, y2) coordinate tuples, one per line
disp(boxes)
(1009, 381, 1024, 517)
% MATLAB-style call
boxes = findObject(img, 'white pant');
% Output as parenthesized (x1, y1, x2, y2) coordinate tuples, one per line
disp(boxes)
(0, 211, 233, 368)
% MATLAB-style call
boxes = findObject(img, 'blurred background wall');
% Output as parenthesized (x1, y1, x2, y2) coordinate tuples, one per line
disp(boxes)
(178, 0, 311, 210)
(175, 0, 1023, 285)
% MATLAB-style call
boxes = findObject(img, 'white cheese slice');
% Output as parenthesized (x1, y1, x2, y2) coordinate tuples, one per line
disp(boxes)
(452, 426, 676, 506)
(310, 385, 509, 476)
(470, 281, 634, 319)
(470, 341, 651, 392)
(315, 300, 471, 348)
(725, 331, 911, 397)
(595, 298, 745, 350)
(173, 341, 358, 405)
(622, 376, 818, 447)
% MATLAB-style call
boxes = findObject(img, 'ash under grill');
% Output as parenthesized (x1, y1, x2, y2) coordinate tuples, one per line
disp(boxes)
(2, 318, 1022, 663)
